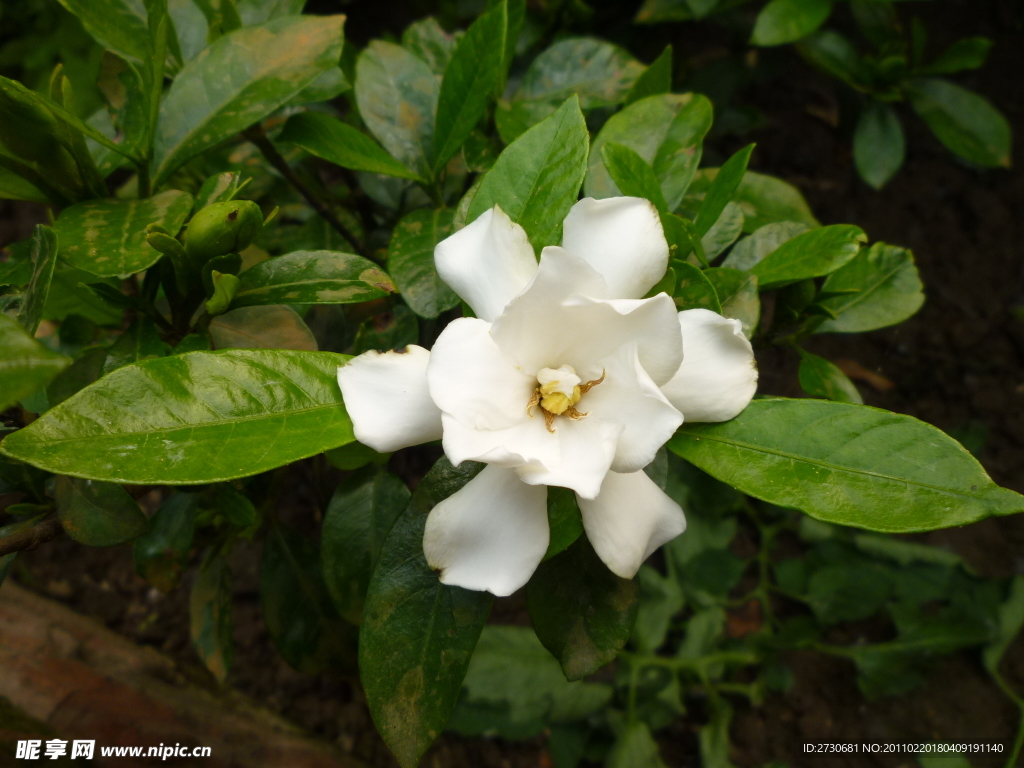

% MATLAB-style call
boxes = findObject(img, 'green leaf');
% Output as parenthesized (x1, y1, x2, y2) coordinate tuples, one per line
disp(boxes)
(601, 142, 668, 212)
(632, 565, 684, 653)
(0, 166, 49, 204)
(209, 305, 318, 351)
(517, 38, 644, 109)
(854, 101, 905, 190)
(236, 0, 305, 26)
(701, 201, 744, 260)
(452, 626, 612, 736)
(797, 30, 865, 88)
(469, 96, 588, 252)
(359, 457, 493, 768)
(325, 441, 390, 471)
(545, 486, 584, 560)
(56, 0, 150, 63)
(322, 466, 410, 624)
(0, 314, 71, 412)
(526, 535, 639, 681)
(815, 243, 924, 333)
(277, 112, 421, 181)
(674, 261, 722, 313)
(46, 346, 108, 408)
(722, 221, 809, 272)
(387, 208, 460, 319)
(689, 169, 819, 233)
(625, 45, 673, 106)
(54, 190, 193, 278)
(44, 269, 123, 326)
(608, 722, 667, 768)
(231, 250, 394, 309)
(751, 0, 832, 47)
(55, 475, 150, 546)
(982, 576, 1024, 675)
(797, 350, 863, 404)
(191, 551, 234, 683)
(153, 15, 345, 185)
(1, 349, 354, 484)
(133, 491, 198, 592)
(695, 144, 754, 237)
(16, 225, 59, 336)
(431, 1, 506, 174)
(261, 522, 355, 674)
(352, 304, 419, 354)
(669, 398, 1024, 533)
(101, 318, 169, 376)
(356, 41, 438, 181)
(750, 224, 865, 290)
(402, 17, 458, 77)
(193, 171, 248, 210)
(908, 78, 1011, 168)
(587, 93, 712, 212)
(494, 99, 559, 144)
(921, 37, 992, 75)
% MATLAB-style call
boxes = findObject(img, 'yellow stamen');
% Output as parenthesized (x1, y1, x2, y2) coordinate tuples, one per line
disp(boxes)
(527, 368, 605, 432)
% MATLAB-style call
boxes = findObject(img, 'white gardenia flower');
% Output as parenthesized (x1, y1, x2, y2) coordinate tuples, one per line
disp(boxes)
(338, 197, 758, 597)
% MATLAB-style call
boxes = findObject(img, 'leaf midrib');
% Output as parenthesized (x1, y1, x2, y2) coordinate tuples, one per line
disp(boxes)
(823, 258, 909, 315)
(677, 429, 990, 501)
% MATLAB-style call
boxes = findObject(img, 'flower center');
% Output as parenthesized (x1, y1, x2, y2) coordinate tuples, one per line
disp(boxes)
(526, 365, 605, 433)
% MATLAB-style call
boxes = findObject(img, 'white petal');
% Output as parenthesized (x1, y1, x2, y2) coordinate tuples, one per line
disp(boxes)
(490, 247, 681, 384)
(423, 464, 549, 596)
(427, 317, 535, 431)
(561, 197, 669, 300)
(441, 412, 558, 470)
(515, 416, 622, 500)
(434, 205, 538, 322)
(578, 470, 686, 579)
(336, 345, 442, 452)
(661, 309, 758, 422)
(582, 344, 683, 474)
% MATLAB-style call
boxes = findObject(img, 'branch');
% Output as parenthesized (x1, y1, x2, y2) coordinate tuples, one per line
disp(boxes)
(0, 517, 63, 558)
(243, 124, 373, 260)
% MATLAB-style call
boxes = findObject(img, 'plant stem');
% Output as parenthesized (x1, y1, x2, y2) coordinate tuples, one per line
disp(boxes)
(0, 517, 62, 558)
(990, 667, 1024, 768)
(242, 124, 372, 260)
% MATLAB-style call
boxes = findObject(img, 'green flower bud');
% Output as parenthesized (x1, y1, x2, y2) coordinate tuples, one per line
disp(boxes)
(184, 200, 264, 263)
(205, 271, 240, 316)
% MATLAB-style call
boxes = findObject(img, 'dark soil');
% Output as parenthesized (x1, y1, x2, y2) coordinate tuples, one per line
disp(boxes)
(5, 0, 1024, 766)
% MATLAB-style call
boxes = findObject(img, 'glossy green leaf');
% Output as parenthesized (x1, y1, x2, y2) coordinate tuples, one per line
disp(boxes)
(209, 305, 318, 351)
(625, 45, 673, 106)
(55, 475, 149, 546)
(46, 346, 108, 409)
(854, 101, 905, 190)
(356, 40, 438, 181)
(0, 314, 70, 412)
(751, 0, 832, 47)
(232, 250, 394, 309)
(517, 38, 644, 109)
(632, 565, 683, 654)
(325, 441, 390, 471)
(468, 96, 588, 252)
(702, 201, 744, 260)
(278, 112, 421, 181)
(722, 221, 809, 272)
(431, 1, 506, 174)
(815, 243, 924, 333)
(493, 99, 558, 144)
(359, 457, 493, 768)
(921, 37, 992, 75)
(0, 166, 49, 204)
(56, 0, 150, 63)
(545, 486, 584, 560)
(1, 350, 354, 484)
(154, 15, 345, 184)
(401, 17, 457, 77)
(54, 190, 193, 278)
(674, 261, 722, 313)
(695, 144, 754, 237)
(322, 466, 410, 624)
(688, 169, 819, 232)
(451, 626, 612, 737)
(101, 318, 169, 376)
(133, 492, 199, 592)
(526, 535, 639, 681)
(261, 522, 355, 674)
(193, 171, 247, 210)
(750, 224, 865, 290)
(908, 77, 1011, 168)
(387, 208, 460, 319)
(16, 225, 59, 336)
(669, 398, 1024, 532)
(587, 93, 712, 211)
(44, 269, 123, 327)
(191, 551, 234, 683)
(601, 142, 668, 212)
(797, 350, 862, 404)
(608, 722, 666, 768)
